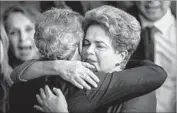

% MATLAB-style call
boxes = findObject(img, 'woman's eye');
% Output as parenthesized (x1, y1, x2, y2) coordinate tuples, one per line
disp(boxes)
(10, 31, 15, 35)
(96, 44, 105, 48)
(9, 31, 17, 35)
(26, 26, 33, 33)
(97, 45, 103, 48)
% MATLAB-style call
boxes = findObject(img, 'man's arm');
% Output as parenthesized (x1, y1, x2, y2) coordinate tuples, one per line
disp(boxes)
(10, 59, 99, 90)
(10, 59, 43, 82)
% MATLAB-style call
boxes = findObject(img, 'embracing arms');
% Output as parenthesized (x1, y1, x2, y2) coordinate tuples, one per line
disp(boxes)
(66, 60, 167, 112)
(34, 60, 167, 113)
(10, 59, 99, 90)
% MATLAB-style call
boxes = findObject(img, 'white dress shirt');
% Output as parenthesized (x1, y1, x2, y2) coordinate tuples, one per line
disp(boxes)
(140, 8, 177, 112)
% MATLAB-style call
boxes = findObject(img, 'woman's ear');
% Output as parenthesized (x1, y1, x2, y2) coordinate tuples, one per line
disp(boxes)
(115, 50, 128, 67)
(116, 50, 128, 61)
(120, 50, 128, 60)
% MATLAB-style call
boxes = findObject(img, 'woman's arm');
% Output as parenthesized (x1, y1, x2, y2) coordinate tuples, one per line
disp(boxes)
(67, 60, 167, 112)
(10, 59, 99, 90)
(96, 60, 167, 107)
(119, 92, 156, 112)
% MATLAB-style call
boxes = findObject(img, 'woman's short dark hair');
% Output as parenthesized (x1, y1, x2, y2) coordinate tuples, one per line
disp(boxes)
(83, 5, 141, 68)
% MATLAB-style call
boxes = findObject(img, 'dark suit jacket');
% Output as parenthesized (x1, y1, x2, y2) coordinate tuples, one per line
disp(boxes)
(9, 60, 167, 113)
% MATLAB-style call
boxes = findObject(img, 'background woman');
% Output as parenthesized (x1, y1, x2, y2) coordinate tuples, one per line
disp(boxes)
(3, 5, 40, 68)
(0, 21, 12, 113)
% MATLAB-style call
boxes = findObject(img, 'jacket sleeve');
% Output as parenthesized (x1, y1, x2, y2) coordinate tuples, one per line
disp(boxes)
(88, 60, 167, 108)
(120, 92, 156, 112)
(10, 59, 39, 83)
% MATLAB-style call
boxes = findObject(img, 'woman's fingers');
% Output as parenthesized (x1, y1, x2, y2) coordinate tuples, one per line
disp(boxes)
(82, 73, 98, 88)
(36, 94, 43, 105)
(53, 88, 62, 96)
(81, 62, 95, 69)
(40, 88, 46, 99)
(71, 80, 84, 89)
(86, 68, 100, 83)
(34, 105, 44, 112)
(76, 77, 91, 90)
(44, 85, 53, 97)
(82, 62, 100, 83)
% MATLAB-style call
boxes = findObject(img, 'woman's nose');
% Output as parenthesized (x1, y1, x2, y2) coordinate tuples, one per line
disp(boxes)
(86, 45, 94, 55)
(19, 30, 28, 42)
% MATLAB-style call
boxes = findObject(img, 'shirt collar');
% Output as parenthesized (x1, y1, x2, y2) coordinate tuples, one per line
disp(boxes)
(139, 8, 174, 34)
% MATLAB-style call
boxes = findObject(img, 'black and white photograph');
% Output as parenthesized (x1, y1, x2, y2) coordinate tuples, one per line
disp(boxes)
(0, 1, 176, 113)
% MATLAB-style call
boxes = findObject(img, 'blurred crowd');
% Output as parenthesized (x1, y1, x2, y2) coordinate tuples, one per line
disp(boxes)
(0, 1, 176, 113)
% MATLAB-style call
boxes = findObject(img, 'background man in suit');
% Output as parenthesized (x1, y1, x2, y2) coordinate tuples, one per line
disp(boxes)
(128, 1, 176, 112)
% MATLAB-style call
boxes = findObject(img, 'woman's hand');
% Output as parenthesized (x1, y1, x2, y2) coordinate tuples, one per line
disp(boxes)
(53, 60, 99, 90)
(34, 85, 69, 113)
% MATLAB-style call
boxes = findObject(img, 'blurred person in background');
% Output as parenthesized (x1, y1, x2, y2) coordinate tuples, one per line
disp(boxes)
(0, 21, 13, 86)
(0, 21, 13, 113)
(40, 1, 71, 12)
(128, 1, 176, 112)
(1, 5, 41, 113)
(3, 5, 40, 69)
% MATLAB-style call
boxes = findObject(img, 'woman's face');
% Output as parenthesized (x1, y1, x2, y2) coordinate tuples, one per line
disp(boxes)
(5, 12, 37, 61)
(82, 24, 122, 73)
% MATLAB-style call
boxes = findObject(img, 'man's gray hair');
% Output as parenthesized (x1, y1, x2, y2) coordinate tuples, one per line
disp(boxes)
(35, 8, 84, 60)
